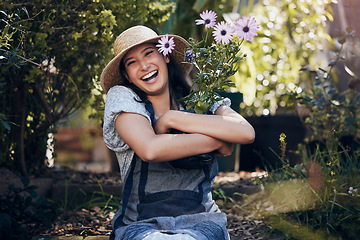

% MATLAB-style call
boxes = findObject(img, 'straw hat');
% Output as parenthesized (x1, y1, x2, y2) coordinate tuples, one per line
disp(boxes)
(100, 25, 192, 93)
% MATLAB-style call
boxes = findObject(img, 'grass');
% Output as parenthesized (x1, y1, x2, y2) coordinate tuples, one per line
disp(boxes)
(53, 177, 120, 218)
(238, 134, 360, 239)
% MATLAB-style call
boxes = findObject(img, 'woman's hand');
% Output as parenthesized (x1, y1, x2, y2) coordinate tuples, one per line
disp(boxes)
(214, 141, 234, 157)
(154, 110, 175, 134)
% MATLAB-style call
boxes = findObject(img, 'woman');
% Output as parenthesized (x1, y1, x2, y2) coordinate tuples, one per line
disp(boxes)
(101, 25, 255, 240)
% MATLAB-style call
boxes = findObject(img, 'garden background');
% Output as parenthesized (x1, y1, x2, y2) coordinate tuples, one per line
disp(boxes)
(1, 0, 359, 239)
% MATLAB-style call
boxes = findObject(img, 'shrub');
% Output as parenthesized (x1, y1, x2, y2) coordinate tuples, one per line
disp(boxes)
(0, 0, 175, 175)
(0, 177, 58, 240)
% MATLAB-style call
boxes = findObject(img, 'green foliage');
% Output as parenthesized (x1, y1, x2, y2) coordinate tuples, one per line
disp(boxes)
(162, 0, 237, 39)
(0, 177, 58, 240)
(292, 27, 360, 151)
(159, 0, 334, 116)
(212, 183, 237, 209)
(265, 214, 338, 240)
(0, 0, 175, 175)
(55, 178, 121, 218)
(181, 36, 244, 113)
(89, 0, 177, 120)
(0, 7, 27, 133)
(234, 0, 333, 116)
(249, 134, 360, 239)
(242, 15, 360, 239)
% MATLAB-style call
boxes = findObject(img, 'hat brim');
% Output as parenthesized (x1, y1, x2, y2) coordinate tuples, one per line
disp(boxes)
(100, 35, 192, 93)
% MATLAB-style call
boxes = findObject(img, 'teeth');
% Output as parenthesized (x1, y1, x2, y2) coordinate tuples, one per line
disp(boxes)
(142, 70, 157, 80)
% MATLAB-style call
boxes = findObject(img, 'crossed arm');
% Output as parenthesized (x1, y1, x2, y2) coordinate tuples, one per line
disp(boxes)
(115, 105, 255, 163)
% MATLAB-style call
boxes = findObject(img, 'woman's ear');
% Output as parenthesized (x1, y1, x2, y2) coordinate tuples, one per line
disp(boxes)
(165, 55, 170, 63)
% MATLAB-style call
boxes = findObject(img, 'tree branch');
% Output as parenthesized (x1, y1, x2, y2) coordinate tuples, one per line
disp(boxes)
(31, 81, 54, 124)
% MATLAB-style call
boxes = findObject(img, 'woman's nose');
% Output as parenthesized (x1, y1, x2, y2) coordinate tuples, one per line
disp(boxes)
(140, 59, 150, 70)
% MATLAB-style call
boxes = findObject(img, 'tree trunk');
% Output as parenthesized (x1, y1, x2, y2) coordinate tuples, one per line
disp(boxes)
(10, 71, 28, 175)
(19, 92, 27, 176)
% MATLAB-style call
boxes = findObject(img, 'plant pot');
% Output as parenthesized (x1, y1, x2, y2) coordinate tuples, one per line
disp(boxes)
(239, 115, 306, 171)
(217, 92, 243, 172)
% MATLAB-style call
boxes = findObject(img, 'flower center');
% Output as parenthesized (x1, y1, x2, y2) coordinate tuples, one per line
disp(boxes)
(221, 30, 227, 36)
(243, 26, 249, 33)
(165, 43, 170, 48)
(205, 19, 210, 24)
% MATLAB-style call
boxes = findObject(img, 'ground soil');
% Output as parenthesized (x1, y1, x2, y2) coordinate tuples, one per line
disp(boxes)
(2, 167, 286, 239)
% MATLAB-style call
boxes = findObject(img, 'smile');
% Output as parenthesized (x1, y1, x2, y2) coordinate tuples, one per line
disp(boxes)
(141, 70, 158, 81)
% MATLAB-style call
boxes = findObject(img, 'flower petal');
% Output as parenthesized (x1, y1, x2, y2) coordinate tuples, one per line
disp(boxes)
(195, 10, 217, 29)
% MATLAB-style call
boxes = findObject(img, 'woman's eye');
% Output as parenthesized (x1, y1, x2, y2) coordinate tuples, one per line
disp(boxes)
(145, 50, 154, 56)
(126, 61, 135, 67)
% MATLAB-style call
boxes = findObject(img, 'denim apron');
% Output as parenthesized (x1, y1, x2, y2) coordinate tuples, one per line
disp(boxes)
(110, 101, 229, 240)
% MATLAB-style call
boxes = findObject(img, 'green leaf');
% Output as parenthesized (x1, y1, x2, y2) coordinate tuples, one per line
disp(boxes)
(2, 25, 10, 37)
(344, 65, 356, 77)
(28, 185, 38, 191)
(328, 60, 336, 67)
(21, 177, 30, 187)
(22, 6, 29, 18)
(28, 189, 38, 198)
(192, 0, 207, 12)
(0, 119, 11, 132)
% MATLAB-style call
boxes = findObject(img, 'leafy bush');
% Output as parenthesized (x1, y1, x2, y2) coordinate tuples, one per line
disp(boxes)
(0, 0, 175, 175)
(0, 177, 58, 240)
(294, 27, 360, 153)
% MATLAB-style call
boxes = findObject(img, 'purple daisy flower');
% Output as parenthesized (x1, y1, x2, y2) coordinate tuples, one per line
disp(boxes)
(234, 16, 260, 41)
(212, 21, 234, 44)
(195, 10, 217, 29)
(156, 34, 175, 56)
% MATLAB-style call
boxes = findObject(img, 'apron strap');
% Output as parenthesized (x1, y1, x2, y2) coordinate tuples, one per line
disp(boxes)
(138, 160, 149, 198)
(145, 100, 156, 126)
(110, 155, 137, 240)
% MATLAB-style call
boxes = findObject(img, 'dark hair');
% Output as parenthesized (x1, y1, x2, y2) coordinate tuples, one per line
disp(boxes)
(120, 54, 191, 109)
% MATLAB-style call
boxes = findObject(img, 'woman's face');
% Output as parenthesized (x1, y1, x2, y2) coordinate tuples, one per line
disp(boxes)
(122, 43, 170, 96)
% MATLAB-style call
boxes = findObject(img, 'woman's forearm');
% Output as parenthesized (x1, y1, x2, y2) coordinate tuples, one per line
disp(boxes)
(115, 112, 224, 162)
(156, 105, 255, 144)
(142, 133, 223, 162)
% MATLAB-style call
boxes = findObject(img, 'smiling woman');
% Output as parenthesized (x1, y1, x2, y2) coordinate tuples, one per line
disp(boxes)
(100, 25, 255, 240)
(120, 44, 170, 96)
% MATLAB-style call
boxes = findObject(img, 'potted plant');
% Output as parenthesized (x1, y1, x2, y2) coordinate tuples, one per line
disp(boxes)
(155, 10, 260, 171)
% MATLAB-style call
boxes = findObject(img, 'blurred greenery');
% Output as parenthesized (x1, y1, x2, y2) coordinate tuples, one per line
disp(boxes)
(249, 137, 360, 239)
(246, 15, 360, 238)
(236, 3, 360, 237)
(293, 29, 360, 152)
(155, 0, 336, 117)
(55, 177, 120, 216)
(233, 0, 334, 116)
(160, 0, 238, 38)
